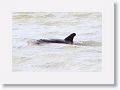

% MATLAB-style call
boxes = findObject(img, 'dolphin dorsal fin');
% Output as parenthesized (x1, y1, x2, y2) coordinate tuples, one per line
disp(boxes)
(64, 33, 76, 43)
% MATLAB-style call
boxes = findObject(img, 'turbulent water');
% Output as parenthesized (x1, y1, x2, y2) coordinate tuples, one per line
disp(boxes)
(12, 12, 102, 72)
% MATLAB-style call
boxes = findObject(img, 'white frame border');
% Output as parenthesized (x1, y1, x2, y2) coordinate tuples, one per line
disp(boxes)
(0, 0, 114, 84)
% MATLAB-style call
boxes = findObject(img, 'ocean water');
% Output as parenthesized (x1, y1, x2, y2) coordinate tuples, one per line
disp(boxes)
(12, 12, 102, 72)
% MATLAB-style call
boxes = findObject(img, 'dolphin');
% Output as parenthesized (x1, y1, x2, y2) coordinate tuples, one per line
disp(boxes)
(35, 33, 76, 44)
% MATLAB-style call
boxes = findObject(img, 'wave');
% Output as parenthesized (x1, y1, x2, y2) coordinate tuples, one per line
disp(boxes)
(75, 40, 101, 46)
(27, 39, 101, 47)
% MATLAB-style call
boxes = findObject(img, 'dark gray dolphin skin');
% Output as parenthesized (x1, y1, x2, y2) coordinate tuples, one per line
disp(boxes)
(36, 33, 76, 44)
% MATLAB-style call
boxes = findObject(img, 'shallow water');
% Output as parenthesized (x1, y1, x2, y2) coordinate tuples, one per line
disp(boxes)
(12, 12, 102, 72)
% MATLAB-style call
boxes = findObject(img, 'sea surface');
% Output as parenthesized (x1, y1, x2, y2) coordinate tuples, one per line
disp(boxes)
(12, 12, 102, 72)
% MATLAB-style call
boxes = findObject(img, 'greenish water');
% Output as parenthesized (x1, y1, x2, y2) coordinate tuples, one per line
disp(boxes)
(12, 12, 102, 72)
